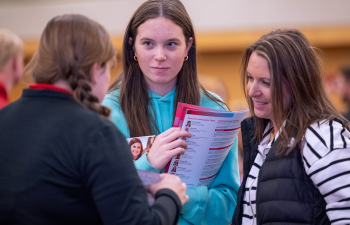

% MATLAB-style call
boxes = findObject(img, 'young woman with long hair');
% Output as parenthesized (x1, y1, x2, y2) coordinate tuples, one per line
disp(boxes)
(232, 29, 350, 225)
(102, 0, 240, 224)
(0, 14, 188, 225)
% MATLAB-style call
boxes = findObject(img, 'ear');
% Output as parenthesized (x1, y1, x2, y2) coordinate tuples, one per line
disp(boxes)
(11, 56, 21, 72)
(129, 37, 136, 56)
(11, 55, 24, 81)
(11, 57, 17, 71)
(186, 37, 194, 55)
(90, 62, 100, 85)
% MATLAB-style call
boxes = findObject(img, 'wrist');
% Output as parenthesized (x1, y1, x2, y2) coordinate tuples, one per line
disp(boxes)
(146, 153, 162, 171)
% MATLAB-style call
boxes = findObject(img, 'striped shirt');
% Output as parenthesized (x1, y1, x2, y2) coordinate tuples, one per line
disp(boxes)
(242, 120, 350, 225)
(242, 123, 276, 224)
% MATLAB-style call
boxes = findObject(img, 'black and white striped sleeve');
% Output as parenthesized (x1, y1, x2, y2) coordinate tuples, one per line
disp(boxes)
(303, 120, 350, 225)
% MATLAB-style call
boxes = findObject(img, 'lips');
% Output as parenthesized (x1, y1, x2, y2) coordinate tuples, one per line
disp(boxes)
(253, 101, 268, 109)
(151, 67, 170, 73)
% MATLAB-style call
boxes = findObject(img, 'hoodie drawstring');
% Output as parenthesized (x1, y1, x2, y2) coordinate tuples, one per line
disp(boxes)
(152, 99, 163, 133)
(151, 94, 174, 134)
(169, 97, 174, 126)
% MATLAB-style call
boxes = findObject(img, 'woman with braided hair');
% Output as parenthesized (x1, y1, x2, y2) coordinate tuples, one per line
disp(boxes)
(0, 14, 188, 225)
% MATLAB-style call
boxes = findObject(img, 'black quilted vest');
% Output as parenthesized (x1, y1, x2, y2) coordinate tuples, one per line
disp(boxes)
(232, 117, 330, 225)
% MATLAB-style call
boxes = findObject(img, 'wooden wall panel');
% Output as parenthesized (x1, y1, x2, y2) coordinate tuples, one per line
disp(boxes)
(8, 26, 350, 113)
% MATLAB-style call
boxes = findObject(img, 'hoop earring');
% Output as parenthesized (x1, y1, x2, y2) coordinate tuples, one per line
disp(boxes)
(184, 56, 188, 61)
(134, 56, 138, 61)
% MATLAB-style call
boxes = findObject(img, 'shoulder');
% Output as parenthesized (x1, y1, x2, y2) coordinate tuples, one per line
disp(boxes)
(102, 89, 121, 107)
(102, 89, 130, 137)
(303, 119, 350, 167)
(74, 106, 119, 134)
(78, 112, 128, 153)
(199, 90, 226, 110)
(241, 116, 255, 135)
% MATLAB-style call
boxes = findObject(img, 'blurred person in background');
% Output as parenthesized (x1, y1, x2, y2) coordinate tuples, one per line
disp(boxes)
(338, 65, 350, 121)
(0, 29, 24, 109)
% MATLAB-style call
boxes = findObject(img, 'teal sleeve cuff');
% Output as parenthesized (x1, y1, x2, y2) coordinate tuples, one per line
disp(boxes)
(181, 186, 208, 220)
(134, 153, 161, 173)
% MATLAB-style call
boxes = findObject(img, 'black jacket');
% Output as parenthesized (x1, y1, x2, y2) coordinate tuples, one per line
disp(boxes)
(0, 88, 181, 225)
(232, 117, 330, 225)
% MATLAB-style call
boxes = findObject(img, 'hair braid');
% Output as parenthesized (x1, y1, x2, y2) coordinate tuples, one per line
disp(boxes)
(69, 66, 110, 117)
(25, 14, 115, 118)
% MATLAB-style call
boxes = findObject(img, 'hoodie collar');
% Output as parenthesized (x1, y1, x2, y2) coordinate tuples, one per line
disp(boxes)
(148, 88, 176, 134)
(148, 88, 176, 102)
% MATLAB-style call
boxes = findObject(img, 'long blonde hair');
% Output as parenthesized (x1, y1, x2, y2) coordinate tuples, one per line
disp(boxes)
(25, 14, 116, 117)
(241, 29, 349, 155)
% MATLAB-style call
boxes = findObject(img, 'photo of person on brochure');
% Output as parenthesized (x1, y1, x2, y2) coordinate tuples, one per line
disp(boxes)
(173, 160, 179, 166)
(142, 136, 156, 155)
(128, 138, 143, 161)
(171, 166, 177, 173)
(126, 135, 156, 161)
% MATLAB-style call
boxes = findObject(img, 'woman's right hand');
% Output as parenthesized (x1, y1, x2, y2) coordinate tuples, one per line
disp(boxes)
(147, 173, 189, 205)
(147, 127, 191, 170)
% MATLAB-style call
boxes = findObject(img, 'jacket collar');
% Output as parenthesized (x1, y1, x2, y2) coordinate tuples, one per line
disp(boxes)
(29, 84, 73, 95)
(0, 81, 8, 105)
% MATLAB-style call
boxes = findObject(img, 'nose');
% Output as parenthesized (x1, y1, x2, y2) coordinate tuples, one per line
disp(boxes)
(248, 81, 260, 98)
(154, 47, 166, 61)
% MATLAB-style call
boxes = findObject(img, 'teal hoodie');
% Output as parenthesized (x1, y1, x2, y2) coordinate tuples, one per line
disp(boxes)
(102, 88, 240, 225)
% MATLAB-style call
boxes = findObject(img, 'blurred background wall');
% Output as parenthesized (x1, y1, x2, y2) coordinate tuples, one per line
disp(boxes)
(1, 0, 350, 111)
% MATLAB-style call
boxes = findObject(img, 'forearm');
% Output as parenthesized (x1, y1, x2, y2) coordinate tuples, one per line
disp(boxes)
(302, 121, 350, 224)
(151, 189, 182, 225)
(86, 125, 180, 225)
(304, 149, 350, 224)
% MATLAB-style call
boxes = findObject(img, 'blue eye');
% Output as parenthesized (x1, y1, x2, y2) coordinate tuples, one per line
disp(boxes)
(144, 41, 153, 47)
(168, 42, 176, 47)
(263, 81, 270, 86)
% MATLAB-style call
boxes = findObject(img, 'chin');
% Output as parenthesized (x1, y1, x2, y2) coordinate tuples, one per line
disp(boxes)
(254, 113, 270, 120)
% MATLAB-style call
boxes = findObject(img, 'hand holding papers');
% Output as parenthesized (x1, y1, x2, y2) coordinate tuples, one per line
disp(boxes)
(147, 128, 191, 170)
(137, 170, 188, 205)
(164, 103, 249, 188)
(128, 102, 249, 189)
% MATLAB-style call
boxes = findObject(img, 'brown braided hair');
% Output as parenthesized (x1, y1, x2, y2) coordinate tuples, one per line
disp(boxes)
(25, 14, 115, 117)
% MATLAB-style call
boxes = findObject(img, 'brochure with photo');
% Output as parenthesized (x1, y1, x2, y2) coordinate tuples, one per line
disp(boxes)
(126, 135, 156, 161)
(165, 103, 249, 188)
(126, 102, 249, 189)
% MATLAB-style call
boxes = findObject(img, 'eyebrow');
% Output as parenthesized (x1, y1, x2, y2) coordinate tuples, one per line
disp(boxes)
(139, 37, 181, 42)
(167, 38, 181, 42)
(139, 38, 152, 42)
(247, 71, 270, 80)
